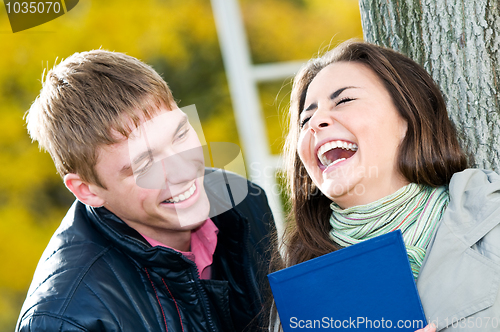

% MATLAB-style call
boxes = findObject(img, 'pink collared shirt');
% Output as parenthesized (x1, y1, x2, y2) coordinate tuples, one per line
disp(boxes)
(141, 219, 218, 279)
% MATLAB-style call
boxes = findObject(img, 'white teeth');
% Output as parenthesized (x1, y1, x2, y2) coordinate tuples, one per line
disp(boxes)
(165, 182, 196, 203)
(316, 140, 358, 167)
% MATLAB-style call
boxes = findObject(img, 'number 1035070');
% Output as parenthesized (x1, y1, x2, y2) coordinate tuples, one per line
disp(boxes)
(5, 2, 62, 14)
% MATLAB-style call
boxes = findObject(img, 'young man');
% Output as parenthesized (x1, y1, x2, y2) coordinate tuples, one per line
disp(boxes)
(16, 50, 275, 331)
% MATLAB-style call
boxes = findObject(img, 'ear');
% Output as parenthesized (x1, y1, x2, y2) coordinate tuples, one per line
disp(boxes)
(399, 118, 409, 141)
(64, 173, 106, 207)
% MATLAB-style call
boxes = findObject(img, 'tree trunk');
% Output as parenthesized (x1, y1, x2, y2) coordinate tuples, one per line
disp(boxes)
(359, 0, 500, 172)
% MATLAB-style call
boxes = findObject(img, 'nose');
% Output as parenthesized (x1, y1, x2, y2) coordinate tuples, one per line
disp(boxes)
(135, 146, 204, 190)
(160, 146, 204, 186)
(308, 107, 333, 133)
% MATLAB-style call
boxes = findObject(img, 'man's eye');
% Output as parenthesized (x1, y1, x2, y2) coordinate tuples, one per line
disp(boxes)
(136, 159, 153, 178)
(177, 129, 189, 140)
(300, 117, 311, 128)
(136, 168, 149, 178)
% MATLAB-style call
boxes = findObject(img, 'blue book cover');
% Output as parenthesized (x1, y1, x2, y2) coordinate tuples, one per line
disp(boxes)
(268, 230, 427, 331)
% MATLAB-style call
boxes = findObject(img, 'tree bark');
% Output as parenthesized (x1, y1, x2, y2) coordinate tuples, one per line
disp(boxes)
(359, 0, 500, 172)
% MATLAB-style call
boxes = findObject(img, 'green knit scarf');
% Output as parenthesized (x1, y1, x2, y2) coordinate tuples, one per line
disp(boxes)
(329, 184, 449, 279)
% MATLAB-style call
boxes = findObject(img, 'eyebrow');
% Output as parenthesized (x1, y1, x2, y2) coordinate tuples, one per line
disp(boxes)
(302, 86, 355, 113)
(174, 114, 189, 137)
(119, 113, 189, 175)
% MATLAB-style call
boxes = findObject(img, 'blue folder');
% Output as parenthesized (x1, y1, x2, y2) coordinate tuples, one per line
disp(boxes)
(268, 230, 427, 331)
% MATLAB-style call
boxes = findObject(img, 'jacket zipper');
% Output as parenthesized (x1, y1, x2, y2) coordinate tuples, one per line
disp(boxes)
(181, 254, 218, 332)
(149, 249, 217, 332)
(242, 215, 262, 313)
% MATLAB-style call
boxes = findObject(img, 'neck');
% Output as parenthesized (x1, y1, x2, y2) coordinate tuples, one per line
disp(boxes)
(334, 175, 410, 209)
(122, 220, 192, 251)
(146, 229, 192, 252)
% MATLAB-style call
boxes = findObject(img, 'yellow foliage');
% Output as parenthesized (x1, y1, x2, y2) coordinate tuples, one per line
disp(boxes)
(0, 288, 24, 331)
(258, 80, 294, 155)
(242, 0, 363, 63)
(0, 205, 61, 291)
(202, 109, 240, 145)
(0, 0, 362, 330)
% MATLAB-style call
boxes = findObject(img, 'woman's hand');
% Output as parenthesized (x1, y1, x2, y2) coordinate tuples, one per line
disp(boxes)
(415, 323, 436, 332)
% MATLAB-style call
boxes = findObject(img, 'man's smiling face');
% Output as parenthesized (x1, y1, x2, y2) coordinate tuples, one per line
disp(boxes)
(91, 105, 210, 235)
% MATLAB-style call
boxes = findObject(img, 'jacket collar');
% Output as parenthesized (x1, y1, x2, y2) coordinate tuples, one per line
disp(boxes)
(84, 168, 249, 269)
(444, 169, 500, 246)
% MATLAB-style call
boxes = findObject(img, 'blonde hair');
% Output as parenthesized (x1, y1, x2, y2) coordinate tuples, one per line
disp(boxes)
(27, 50, 175, 188)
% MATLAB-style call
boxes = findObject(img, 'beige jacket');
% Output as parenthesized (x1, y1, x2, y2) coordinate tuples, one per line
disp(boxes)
(417, 169, 500, 331)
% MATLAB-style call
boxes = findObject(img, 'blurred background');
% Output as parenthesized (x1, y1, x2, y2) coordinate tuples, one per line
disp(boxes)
(0, 0, 361, 330)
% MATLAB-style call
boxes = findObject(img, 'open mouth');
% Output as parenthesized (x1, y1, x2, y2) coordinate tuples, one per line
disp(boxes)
(317, 140, 358, 167)
(163, 182, 197, 203)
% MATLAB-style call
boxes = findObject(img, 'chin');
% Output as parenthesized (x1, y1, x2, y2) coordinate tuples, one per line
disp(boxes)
(320, 179, 351, 197)
(184, 218, 208, 230)
(322, 184, 363, 208)
(176, 198, 210, 228)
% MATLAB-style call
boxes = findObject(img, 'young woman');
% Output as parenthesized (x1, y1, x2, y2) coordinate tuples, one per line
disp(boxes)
(271, 40, 500, 332)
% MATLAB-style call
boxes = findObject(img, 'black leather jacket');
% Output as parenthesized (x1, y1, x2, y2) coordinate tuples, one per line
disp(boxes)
(16, 169, 275, 331)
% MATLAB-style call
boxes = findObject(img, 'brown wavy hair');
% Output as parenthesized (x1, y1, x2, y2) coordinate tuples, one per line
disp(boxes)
(271, 40, 468, 285)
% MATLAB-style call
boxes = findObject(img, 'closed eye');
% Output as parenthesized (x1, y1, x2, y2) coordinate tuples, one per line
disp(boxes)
(136, 158, 154, 178)
(336, 97, 355, 106)
(300, 117, 311, 128)
(177, 128, 189, 140)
